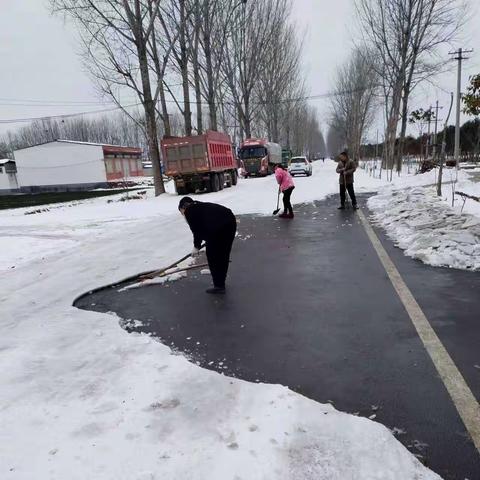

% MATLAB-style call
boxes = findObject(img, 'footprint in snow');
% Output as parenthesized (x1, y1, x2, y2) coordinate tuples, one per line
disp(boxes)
(147, 398, 180, 411)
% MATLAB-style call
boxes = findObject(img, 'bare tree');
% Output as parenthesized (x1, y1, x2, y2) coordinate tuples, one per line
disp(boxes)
(156, 0, 195, 135)
(222, 0, 288, 138)
(51, 0, 166, 195)
(329, 49, 378, 162)
(190, 0, 247, 132)
(13, 0, 310, 169)
(327, 126, 346, 158)
(257, 20, 303, 143)
(355, 0, 466, 172)
(2, 111, 149, 153)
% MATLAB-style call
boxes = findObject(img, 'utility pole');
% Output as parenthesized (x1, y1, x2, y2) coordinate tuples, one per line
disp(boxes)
(449, 48, 473, 170)
(426, 107, 432, 159)
(437, 93, 454, 197)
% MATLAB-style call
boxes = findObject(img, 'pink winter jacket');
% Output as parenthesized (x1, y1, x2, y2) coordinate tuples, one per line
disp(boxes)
(275, 168, 295, 192)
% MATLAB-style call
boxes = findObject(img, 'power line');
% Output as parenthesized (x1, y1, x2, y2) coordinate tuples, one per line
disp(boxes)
(0, 86, 380, 125)
(0, 101, 119, 107)
(0, 83, 186, 107)
(0, 98, 118, 106)
(0, 103, 142, 124)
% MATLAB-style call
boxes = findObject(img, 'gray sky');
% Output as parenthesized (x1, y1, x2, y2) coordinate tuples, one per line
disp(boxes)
(1, 0, 479, 140)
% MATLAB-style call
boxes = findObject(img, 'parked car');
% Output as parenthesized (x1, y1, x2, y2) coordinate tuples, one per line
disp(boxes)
(288, 156, 312, 176)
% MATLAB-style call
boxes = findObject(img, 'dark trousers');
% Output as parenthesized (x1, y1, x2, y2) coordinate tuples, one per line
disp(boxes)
(340, 183, 357, 206)
(205, 220, 237, 288)
(283, 186, 295, 214)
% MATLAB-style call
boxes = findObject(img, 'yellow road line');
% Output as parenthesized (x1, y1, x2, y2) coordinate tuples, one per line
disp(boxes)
(357, 209, 480, 453)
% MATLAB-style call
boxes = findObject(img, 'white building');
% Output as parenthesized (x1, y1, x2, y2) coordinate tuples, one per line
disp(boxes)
(0, 159, 19, 194)
(14, 140, 143, 192)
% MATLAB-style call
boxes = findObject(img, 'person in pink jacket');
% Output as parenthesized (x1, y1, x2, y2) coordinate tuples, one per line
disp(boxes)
(274, 164, 295, 218)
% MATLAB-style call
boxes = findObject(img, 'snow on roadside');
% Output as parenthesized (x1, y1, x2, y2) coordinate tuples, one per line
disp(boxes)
(369, 184, 480, 271)
(119, 270, 188, 291)
(444, 170, 480, 219)
(0, 160, 440, 479)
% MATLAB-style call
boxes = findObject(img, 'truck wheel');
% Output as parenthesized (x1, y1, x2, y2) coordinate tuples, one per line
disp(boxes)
(231, 169, 238, 186)
(175, 180, 187, 195)
(210, 173, 220, 192)
(218, 173, 225, 190)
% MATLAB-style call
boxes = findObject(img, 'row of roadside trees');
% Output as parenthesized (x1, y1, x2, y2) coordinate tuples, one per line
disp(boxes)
(19, 0, 323, 195)
(326, 0, 469, 175)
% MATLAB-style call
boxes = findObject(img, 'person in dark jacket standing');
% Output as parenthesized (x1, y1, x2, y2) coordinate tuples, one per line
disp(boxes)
(336, 151, 358, 210)
(179, 197, 237, 294)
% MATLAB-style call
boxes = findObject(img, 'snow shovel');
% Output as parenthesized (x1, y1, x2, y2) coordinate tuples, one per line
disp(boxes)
(273, 188, 281, 215)
(139, 244, 206, 280)
(138, 262, 209, 282)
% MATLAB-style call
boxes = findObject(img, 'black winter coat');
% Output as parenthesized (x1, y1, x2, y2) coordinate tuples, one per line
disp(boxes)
(184, 201, 236, 249)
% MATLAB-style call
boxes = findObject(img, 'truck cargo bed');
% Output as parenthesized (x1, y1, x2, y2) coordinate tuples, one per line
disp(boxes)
(162, 130, 236, 176)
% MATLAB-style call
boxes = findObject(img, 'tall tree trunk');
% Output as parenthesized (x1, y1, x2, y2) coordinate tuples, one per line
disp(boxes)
(385, 83, 402, 178)
(193, 0, 202, 134)
(159, 82, 171, 137)
(134, 1, 164, 195)
(179, 0, 192, 136)
(244, 97, 251, 138)
(141, 82, 164, 195)
(203, 2, 217, 130)
(272, 102, 279, 142)
(194, 68, 203, 134)
(397, 82, 411, 173)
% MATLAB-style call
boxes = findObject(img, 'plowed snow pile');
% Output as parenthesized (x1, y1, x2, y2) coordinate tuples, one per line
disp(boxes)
(369, 186, 480, 270)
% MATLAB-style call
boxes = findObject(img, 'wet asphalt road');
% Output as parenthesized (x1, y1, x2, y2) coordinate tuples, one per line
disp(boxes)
(75, 195, 480, 480)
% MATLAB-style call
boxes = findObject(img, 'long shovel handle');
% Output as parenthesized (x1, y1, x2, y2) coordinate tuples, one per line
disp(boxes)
(139, 263, 209, 281)
(343, 172, 350, 208)
(139, 244, 205, 280)
(273, 187, 281, 215)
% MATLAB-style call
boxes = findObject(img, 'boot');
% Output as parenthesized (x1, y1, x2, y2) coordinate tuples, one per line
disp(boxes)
(287, 212, 294, 219)
(206, 286, 226, 294)
(352, 205, 359, 211)
(278, 212, 289, 218)
(338, 205, 345, 210)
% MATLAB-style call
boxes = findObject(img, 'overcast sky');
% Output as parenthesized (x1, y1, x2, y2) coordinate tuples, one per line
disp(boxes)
(1, 0, 479, 140)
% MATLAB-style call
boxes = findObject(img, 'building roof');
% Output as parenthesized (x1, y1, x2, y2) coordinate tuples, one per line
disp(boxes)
(57, 139, 111, 147)
(0, 159, 15, 165)
(13, 139, 142, 154)
(102, 145, 142, 155)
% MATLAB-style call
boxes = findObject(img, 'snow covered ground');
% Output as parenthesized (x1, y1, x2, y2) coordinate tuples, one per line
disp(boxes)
(0, 160, 441, 479)
(368, 167, 480, 271)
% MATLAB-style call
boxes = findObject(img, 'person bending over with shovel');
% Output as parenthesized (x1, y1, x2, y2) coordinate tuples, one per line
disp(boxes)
(336, 151, 358, 210)
(274, 164, 295, 218)
(179, 197, 237, 295)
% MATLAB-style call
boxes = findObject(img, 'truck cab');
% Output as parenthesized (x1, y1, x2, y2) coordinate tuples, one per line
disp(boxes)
(239, 139, 282, 177)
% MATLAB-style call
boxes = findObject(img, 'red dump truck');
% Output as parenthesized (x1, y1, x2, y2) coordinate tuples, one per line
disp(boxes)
(161, 131, 238, 195)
